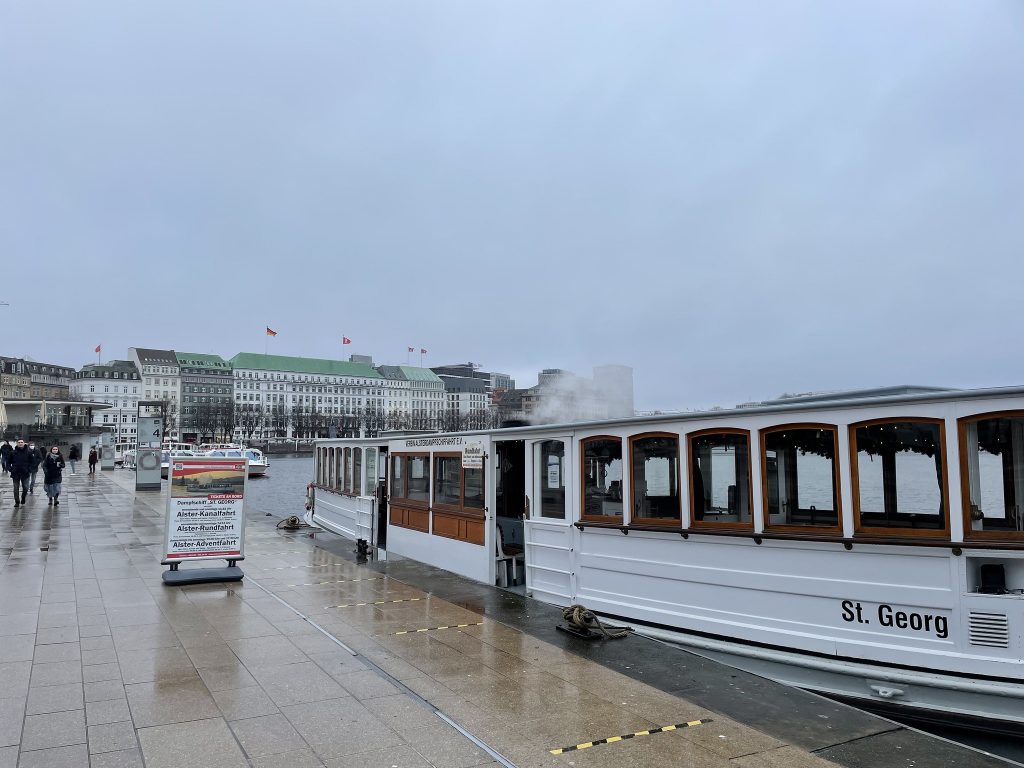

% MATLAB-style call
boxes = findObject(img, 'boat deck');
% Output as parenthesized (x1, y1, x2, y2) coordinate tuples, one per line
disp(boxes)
(0, 470, 1011, 768)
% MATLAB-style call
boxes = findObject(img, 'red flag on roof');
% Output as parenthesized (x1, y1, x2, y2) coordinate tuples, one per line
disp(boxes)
(420, 348, 427, 355)
(342, 337, 351, 345)
(94, 344, 101, 353)
(266, 327, 277, 337)
(407, 346, 414, 353)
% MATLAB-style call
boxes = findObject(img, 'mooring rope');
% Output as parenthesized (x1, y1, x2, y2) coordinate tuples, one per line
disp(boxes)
(561, 604, 632, 639)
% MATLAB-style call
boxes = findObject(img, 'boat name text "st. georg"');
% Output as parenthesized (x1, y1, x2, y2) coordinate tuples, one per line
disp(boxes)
(840, 600, 949, 639)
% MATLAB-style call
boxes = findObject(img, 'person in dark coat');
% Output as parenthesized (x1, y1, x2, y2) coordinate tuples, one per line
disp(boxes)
(27, 442, 43, 495)
(9, 439, 32, 506)
(88, 447, 98, 474)
(42, 446, 65, 506)
(0, 440, 11, 474)
(68, 444, 80, 474)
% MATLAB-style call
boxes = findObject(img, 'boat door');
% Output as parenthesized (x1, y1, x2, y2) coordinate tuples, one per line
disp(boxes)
(524, 437, 575, 604)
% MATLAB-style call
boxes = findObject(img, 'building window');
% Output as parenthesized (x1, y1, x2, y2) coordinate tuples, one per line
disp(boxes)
(959, 412, 1024, 539)
(758, 424, 842, 532)
(629, 433, 681, 525)
(581, 436, 623, 522)
(689, 429, 752, 528)
(850, 419, 948, 535)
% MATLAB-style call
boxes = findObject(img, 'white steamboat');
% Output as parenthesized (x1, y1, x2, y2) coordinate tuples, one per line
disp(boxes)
(307, 386, 1024, 733)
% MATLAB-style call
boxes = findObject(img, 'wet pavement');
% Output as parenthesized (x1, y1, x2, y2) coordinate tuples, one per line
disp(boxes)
(0, 470, 1012, 767)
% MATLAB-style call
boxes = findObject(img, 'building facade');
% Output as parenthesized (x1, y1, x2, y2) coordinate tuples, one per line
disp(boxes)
(69, 361, 142, 445)
(1, 357, 74, 400)
(230, 353, 385, 439)
(176, 352, 233, 443)
(129, 348, 181, 439)
(376, 366, 446, 429)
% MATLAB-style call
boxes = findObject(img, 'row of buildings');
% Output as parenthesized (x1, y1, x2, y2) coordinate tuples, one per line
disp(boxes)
(2, 349, 634, 444)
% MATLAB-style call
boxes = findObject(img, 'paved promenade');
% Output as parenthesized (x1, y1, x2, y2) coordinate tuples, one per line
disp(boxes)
(0, 471, 1009, 768)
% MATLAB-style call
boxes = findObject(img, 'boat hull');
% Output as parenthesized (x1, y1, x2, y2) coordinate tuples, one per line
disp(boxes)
(631, 622, 1024, 737)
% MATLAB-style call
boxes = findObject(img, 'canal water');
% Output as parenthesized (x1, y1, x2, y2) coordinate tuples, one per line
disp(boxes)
(246, 452, 313, 519)
(251, 453, 1023, 762)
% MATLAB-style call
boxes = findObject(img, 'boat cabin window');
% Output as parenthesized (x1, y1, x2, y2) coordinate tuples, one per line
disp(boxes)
(353, 448, 362, 496)
(434, 454, 461, 506)
(851, 419, 948, 535)
(960, 412, 1024, 539)
(536, 440, 566, 519)
(630, 433, 681, 525)
(343, 448, 352, 493)
(433, 453, 486, 515)
(407, 455, 430, 502)
(761, 425, 840, 531)
(689, 429, 752, 528)
(389, 453, 430, 506)
(390, 454, 403, 499)
(334, 448, 342, 491)
(581, 436, 624, 523)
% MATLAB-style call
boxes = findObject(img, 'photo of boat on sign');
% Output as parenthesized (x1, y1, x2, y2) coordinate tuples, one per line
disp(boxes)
(170, 462, 246, 498)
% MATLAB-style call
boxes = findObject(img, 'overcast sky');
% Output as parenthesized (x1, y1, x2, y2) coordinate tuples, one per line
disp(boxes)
(3, 1, 1022, 410)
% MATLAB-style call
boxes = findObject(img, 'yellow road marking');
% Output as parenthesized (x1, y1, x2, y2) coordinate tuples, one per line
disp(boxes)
(327, 598, 423, 609)
(548, 719, 711, 755)
(393, 622, 484, 635)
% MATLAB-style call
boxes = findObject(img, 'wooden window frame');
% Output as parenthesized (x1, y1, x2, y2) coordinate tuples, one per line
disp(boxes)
(849, 417, 950, 539)
(391, 452, 430, 510)
(580, 435, 625, 524)
(958, 410, 1024, 542)
(628, 432, 682, 527)
(759, 423, 842, 536)
(431, 451, 486, 518)
(687, 427, 754, 531)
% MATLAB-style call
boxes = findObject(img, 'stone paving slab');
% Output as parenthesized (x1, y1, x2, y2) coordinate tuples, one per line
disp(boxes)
(0, 470, 1002, 768)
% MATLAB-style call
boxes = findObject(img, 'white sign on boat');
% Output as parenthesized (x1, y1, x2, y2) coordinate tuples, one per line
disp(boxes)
(462, 440, 484, 469)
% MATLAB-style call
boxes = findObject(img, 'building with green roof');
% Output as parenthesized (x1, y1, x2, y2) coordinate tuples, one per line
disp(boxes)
(376, 365, 445, 425)
(230, 353, 389, 439)
(230, 353, 381, 379)
(177, 352, 233, 442)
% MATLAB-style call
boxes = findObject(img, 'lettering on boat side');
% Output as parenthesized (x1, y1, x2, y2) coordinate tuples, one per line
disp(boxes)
(840, 600, 949, 639)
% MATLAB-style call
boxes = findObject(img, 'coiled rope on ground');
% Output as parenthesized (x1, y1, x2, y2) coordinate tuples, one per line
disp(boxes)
(561, 604, 632, 639)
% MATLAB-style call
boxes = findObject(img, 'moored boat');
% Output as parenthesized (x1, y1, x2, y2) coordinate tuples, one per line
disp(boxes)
(307, 385, 1024, 732)
(202, 446, 269, 477)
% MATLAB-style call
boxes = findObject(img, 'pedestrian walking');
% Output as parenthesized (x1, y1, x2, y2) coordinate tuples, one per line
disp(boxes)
(42, 445, 65, 506)
(68, 444, 80, 474)
(0, 439, 11, 474)
(88, 447, 98, 475)
(27, 442, 43, 495)
(9, 438, 32, 507)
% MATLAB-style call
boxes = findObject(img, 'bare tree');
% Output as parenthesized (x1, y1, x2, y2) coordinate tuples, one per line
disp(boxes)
(191, 403, 218, 442)
(214, 401, 236, 442)
(236, 404, 264, 441)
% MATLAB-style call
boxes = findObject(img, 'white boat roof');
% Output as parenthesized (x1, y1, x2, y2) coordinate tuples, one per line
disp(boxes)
(316, 384, 1024, 444)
